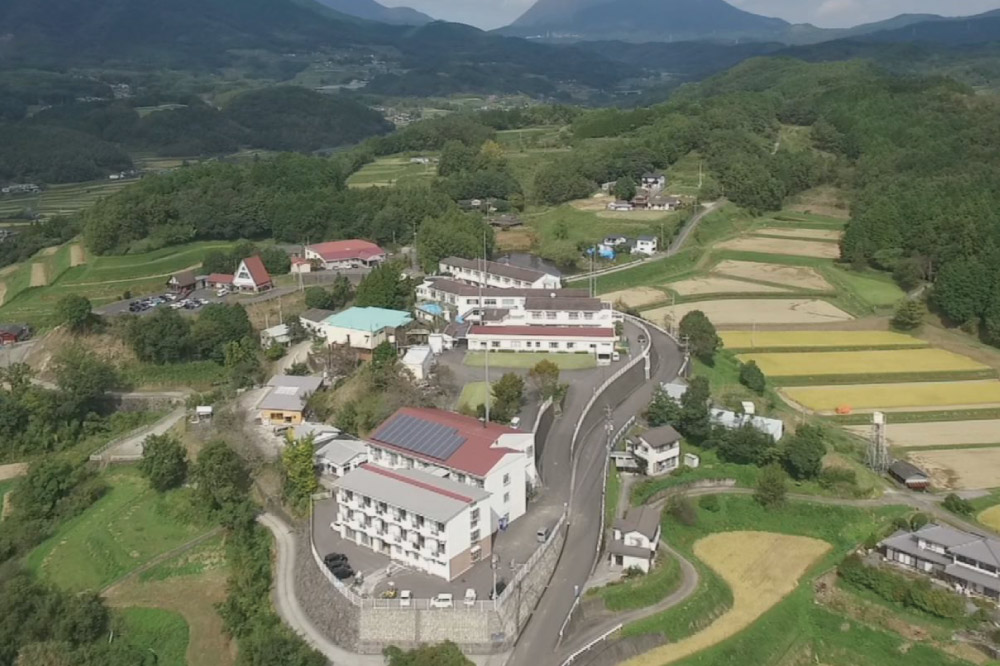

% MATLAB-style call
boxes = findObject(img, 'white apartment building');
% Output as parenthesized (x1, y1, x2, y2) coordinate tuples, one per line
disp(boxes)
(467, 325, 617, 364)
(363, 407, 537, 530)
(439, 256, 561, 290)
(415, 278, 590, 321)
(631, 425, 681, 476)
(491, 296, 620, 328)
(331, 464, 494, 580)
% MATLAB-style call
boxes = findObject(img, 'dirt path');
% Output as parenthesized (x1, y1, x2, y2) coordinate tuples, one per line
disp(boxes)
(0, 281, 6, 306)
(0, 463, 27, 481)
(104, 570, 235, 666)
(29, 262, 46, 287)
(68, 264, 201, 287)
(40, 245, 60, 256)
(0, 264, 17, 277)
(70, 244, 85, 267)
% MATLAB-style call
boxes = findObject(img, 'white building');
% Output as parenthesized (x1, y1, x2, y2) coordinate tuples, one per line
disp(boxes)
(415, 278, 590, 321)
(260, 324, 291, 348)
(304, 240, 386, 270)
(710, 408, 784, 441)
(306, 307, 413, 351)
(609, 505, 661, 573)
(331, 464, 494, 580)
(439, 256, 561, 290)
(401, 346, 434, 381)
(363, 407, 537, 528)
(315, 437, 368, 477)
(299, 308, 335, 337)
(641, 171, 667, 190)
(467, 325, 617, 365)
(632, 425, 681, 476)
(632, 236, 658, 256)
(495, 296, 620, 328)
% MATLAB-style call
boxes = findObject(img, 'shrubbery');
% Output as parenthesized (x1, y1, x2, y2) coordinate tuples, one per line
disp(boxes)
(838, 554, 965, 620)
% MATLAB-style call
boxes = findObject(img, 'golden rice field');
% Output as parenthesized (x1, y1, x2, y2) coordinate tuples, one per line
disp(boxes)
(907, 448, 1000, 490)
(782, 380, 1000, 413)
(845, 420, 1000, 448)
(738, 349, 987, 377)
(643, 299, 853, 326)
(978, 505, 1000, 532)
(720, 330, 926, 350)
(624, 532, 830, 666)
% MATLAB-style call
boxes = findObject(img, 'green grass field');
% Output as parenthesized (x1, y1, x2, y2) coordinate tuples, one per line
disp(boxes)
(458, 381, 491, 411)
(827, 267, 907, 308)
(462, 351, 597, 370)
(495, 126, 566, 151)
(0, 180, 134, 221)
(120, 361, 229, 391)
(592, 551, 682, 611)
(666, 151, 719, 198)
(139, 534, 227, 583)
(27, 468, 212, 592)
(605, 465, 621, 527)
(346, 156, 438, 188)
(0, 240, 236, 327)
(117, 607, 189, 666)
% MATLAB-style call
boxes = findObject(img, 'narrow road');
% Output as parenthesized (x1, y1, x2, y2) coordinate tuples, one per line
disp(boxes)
(563, 199, 726, 285)
(275, 340, 312, 375)
(90, 406, 186, 461)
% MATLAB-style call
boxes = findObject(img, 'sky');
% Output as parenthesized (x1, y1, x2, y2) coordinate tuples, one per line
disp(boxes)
(379, 0, 1000, 30)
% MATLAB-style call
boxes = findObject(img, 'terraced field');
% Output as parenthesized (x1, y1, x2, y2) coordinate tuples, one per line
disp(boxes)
(644, 299, 854, 326)
(846, 420, 1000, 448)
(0, 180, 133, 220)
(346, 155, 437, 188)
(668, 276, 789, 296)
(721, 330, 926, 351)
(739, 349, 989, 377)
(782, 380, 1000, 413)
(716, 236, 840, 259)
(712, 260, 831, 291)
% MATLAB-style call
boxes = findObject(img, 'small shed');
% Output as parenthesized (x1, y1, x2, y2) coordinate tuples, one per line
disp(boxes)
(402, 346, 434, 381)
(260, 324, 292, 348)
(888, 460, 930, 490)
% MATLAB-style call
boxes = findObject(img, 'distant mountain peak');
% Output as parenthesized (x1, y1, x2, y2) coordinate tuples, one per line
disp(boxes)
(314, 0, 433, 25)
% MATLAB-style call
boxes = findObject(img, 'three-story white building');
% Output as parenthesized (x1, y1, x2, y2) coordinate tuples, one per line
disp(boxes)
(439, 257, 561, 290)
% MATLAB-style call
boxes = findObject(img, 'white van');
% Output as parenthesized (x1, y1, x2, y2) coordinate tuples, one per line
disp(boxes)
(430, 593, 453, 609)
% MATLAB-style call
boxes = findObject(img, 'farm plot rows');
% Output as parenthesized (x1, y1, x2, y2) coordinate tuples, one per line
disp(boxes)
(907, 448, 1000, 490)
(845, 420, 1000, 448)
(739, 349, 989, 378)
(624, 531, 830, 666)
(712, 260, 832, 291)
(782, 380, 1000, 413)
(644, 299, 854, 326)
(720, 330, 926, 351)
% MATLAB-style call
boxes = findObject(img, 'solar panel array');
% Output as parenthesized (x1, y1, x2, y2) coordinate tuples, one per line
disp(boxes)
(373, 414, 466, 461)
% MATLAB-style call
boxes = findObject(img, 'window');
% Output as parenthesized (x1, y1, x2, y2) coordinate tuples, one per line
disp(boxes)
(502, 299, 515, 306)
(549, 342, 559, 349)
(436, 521, 445, 533)
(471, 529, 481, 543)
(503, 492, 510, 504)
(584, 312, 594, 321)
(531, 311, 542, 319)
(545, 312, 556, 320)
(511, 341, 521, 349)
(503, 473, 511, 486)
(568, 312, 579, 320)
(484, 298, 497, 306)
(567, 343, 575, 350)
(471, 508, 480, 522)
(456, 473, 466, 484)
(491, 341, 501, 348)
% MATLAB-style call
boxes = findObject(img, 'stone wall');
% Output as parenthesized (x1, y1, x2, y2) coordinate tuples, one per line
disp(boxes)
(534, 400, 555, 481)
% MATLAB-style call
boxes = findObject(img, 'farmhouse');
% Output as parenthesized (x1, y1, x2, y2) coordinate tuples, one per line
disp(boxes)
(258, 375, 325, 425)
(604, 235, 628, 247)
(880, 523, 1000, 601)
(649, 194, 681, 211)
(632, 236, 659, 256)
(888, 460, 930, 490)
(0, 323, 31, 345)
(631, 425, 681, 476)
(606, 200, 633, 212)
(166, 270, 201, 294)
(206, 256, 273, 293)
(310, 306, 413, 352)
(609, 505, 661, 573)
(641, 172, 667, 189)
(260, 324, 291, 348)
(439, 256, 561, 290)
(710, 407, 785, 441)
(304, 239, 386, 270)
(487, 214, 523, 229)
(1, 183, 40, 195)
(467, 325, 617, 364)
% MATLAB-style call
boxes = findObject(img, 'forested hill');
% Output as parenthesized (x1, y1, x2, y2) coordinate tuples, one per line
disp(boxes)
(314, 0, 433, 25)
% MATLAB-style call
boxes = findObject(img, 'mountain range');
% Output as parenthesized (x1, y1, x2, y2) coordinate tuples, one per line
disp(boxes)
(313, 0, 433, 25)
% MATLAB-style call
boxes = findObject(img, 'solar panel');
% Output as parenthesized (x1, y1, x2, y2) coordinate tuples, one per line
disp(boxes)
(374, 414, 465, 461)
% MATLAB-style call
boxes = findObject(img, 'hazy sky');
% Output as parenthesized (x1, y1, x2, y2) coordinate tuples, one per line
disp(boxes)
(379, 0, 1000, 30)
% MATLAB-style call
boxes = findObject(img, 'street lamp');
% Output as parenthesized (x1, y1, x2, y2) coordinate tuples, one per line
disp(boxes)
(491, 553, 500, 601)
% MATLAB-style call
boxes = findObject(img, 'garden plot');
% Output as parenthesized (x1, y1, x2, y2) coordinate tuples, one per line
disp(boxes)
(604, 286, 669, 309)
(712, 260, 831, 291)
(668, 276, 789, 296)
(846, 420, 1000, 448)
(739, 349, 988, 377)
(643, 299, 853, 326)
(907, 448, 1000, 490)
(624, 531, 830, 666)
(721, 330, 925, 350)
(716, 236, 840, 259)
(29, 262, 47, 287)
(753, 227, 843, 241)
(782, 380, 1000, 413)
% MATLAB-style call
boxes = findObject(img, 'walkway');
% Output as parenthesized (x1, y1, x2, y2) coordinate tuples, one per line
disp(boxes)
(89, 407, 186, 462)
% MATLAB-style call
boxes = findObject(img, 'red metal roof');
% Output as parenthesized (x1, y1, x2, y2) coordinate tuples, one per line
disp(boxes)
(361, 464, 475, 503)
(308, 240, 385, 262)
(241, 255, 272, 287)
(369, 407, 520, 477)
(207, 273, 234, 284)
(469, 326, 616, 338)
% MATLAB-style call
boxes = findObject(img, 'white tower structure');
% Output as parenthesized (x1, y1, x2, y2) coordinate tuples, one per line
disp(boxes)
(866, 411, 889, 474)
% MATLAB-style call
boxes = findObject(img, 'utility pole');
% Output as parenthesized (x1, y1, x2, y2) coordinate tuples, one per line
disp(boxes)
(482, 228, 490, 426)
(604, 404, 615, 451)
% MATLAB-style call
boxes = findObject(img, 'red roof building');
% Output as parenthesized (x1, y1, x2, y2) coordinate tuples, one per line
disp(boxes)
(305, 240, 386, 269)
(232, 255, 273, 293)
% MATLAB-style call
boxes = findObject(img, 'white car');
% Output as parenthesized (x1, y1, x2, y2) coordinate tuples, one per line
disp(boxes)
(399, 590, 412, 607)
(430, 593, 453, 609)
(464, 588, 477, 606)
(215, 288, 229, 297)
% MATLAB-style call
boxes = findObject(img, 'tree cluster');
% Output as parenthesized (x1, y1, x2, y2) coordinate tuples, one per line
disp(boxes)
(838, 554, 965, 619)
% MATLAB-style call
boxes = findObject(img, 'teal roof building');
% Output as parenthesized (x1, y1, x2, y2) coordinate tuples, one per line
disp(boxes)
(322, 307, 413, 332)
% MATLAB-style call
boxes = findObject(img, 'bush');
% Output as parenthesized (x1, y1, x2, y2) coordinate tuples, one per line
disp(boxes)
(738, 361, 766, 394)
(891, 299, 925, 331)
(943, 493, 973, 515)
(666, 495, 698, 526)
(818, 467, 857, 491)
(838, 554, 966, 619)
(909, 512, 930, 530)
(699, 495, 720, 512)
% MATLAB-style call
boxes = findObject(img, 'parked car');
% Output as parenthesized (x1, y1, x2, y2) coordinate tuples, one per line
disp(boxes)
(323, 552, 347, 567)
(399, 590, 412, 607)
(537, 527, 551, 543)
(464, 588, 477, 606)
(430, 593, 453, 609)
(330, 564, 354, 580)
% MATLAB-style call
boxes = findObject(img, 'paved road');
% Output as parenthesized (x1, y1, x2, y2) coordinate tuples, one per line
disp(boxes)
(509, 321, 684, 666)
(275, 340, 313, 375)
(563, 200, 726, 285)
(90, 406, 187, 461)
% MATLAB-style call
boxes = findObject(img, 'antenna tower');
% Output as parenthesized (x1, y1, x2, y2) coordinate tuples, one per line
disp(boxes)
(866, 411, 889, 474)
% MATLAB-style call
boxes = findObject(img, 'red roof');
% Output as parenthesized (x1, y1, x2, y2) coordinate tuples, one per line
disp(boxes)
(361, 464, 475, 503)
(291, 257, 310, 265)
(469, 326, 616, 338)
(240, 255, 272, 287)
(207, 273, 234, 284)
(369, 407, 520, 477)
(308, 240, 385, 262)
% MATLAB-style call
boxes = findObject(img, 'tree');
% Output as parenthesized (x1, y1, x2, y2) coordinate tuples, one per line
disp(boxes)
(527, 360, 560, 400)
(943, 493, 973, 515)
(304, 287, 335, 310)
(891, 299, 925, 331)
(678, 376, 711, 442)
(193, 440, 252, 524)
(329, 274, 354, 309)
(258, 246, 291, 275)
(57, 294, 94, 332)
(754, 464, 787, 508)
(716, 426, 777, 466)
(224, 337, 262, 388)
(190, 304, 254, 363)
(738, 361, 766, 394)
(645, 386, 681, 427)
(0, 362, 35, 392)
(282, 434, 319, 514)
(679, 310, 721, 364)
(383, 641, 472, 666)
(782, 424, 826, 480)
(612, 177, 636, 201)
(417, 209, 494, 273)
(53, 346, 117, 418)
(491, 373, 524, 423)
(124, 308, 192, 364)
(355, 261, 414, 311)
(138, 433, 188, 492)
(12, 459, 75, 520)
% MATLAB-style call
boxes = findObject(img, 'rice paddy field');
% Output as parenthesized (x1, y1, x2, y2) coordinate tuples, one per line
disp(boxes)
(668, 276, 789, 296)
(643, 299, 854, 326)
(0, 179, 133, 220)
(738, 349, 989, 377)
(782, 380, 1000, 413)
(604, 286, 670, 309)
(716, 236, 841, 259)
(346, 155, 438, 188)
(712, 260, 832, 291)
(907, 448, 1000, 490)
(720, 330, 927, 351)
(845, 420, 1000, 448)
(978, 505, 1000, 531)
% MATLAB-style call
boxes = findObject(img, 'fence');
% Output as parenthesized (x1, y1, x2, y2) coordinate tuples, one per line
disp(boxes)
(88, 407, 184, 464)
(591, 414, 638, 576)
(561, 623, 624, 666)
(495, 510, 567, 610)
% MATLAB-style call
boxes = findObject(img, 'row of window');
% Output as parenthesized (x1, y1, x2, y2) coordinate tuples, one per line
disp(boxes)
(529, 311, 595, 320)
(481, 341, 599, 350)
(368, 447, 486, 488)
